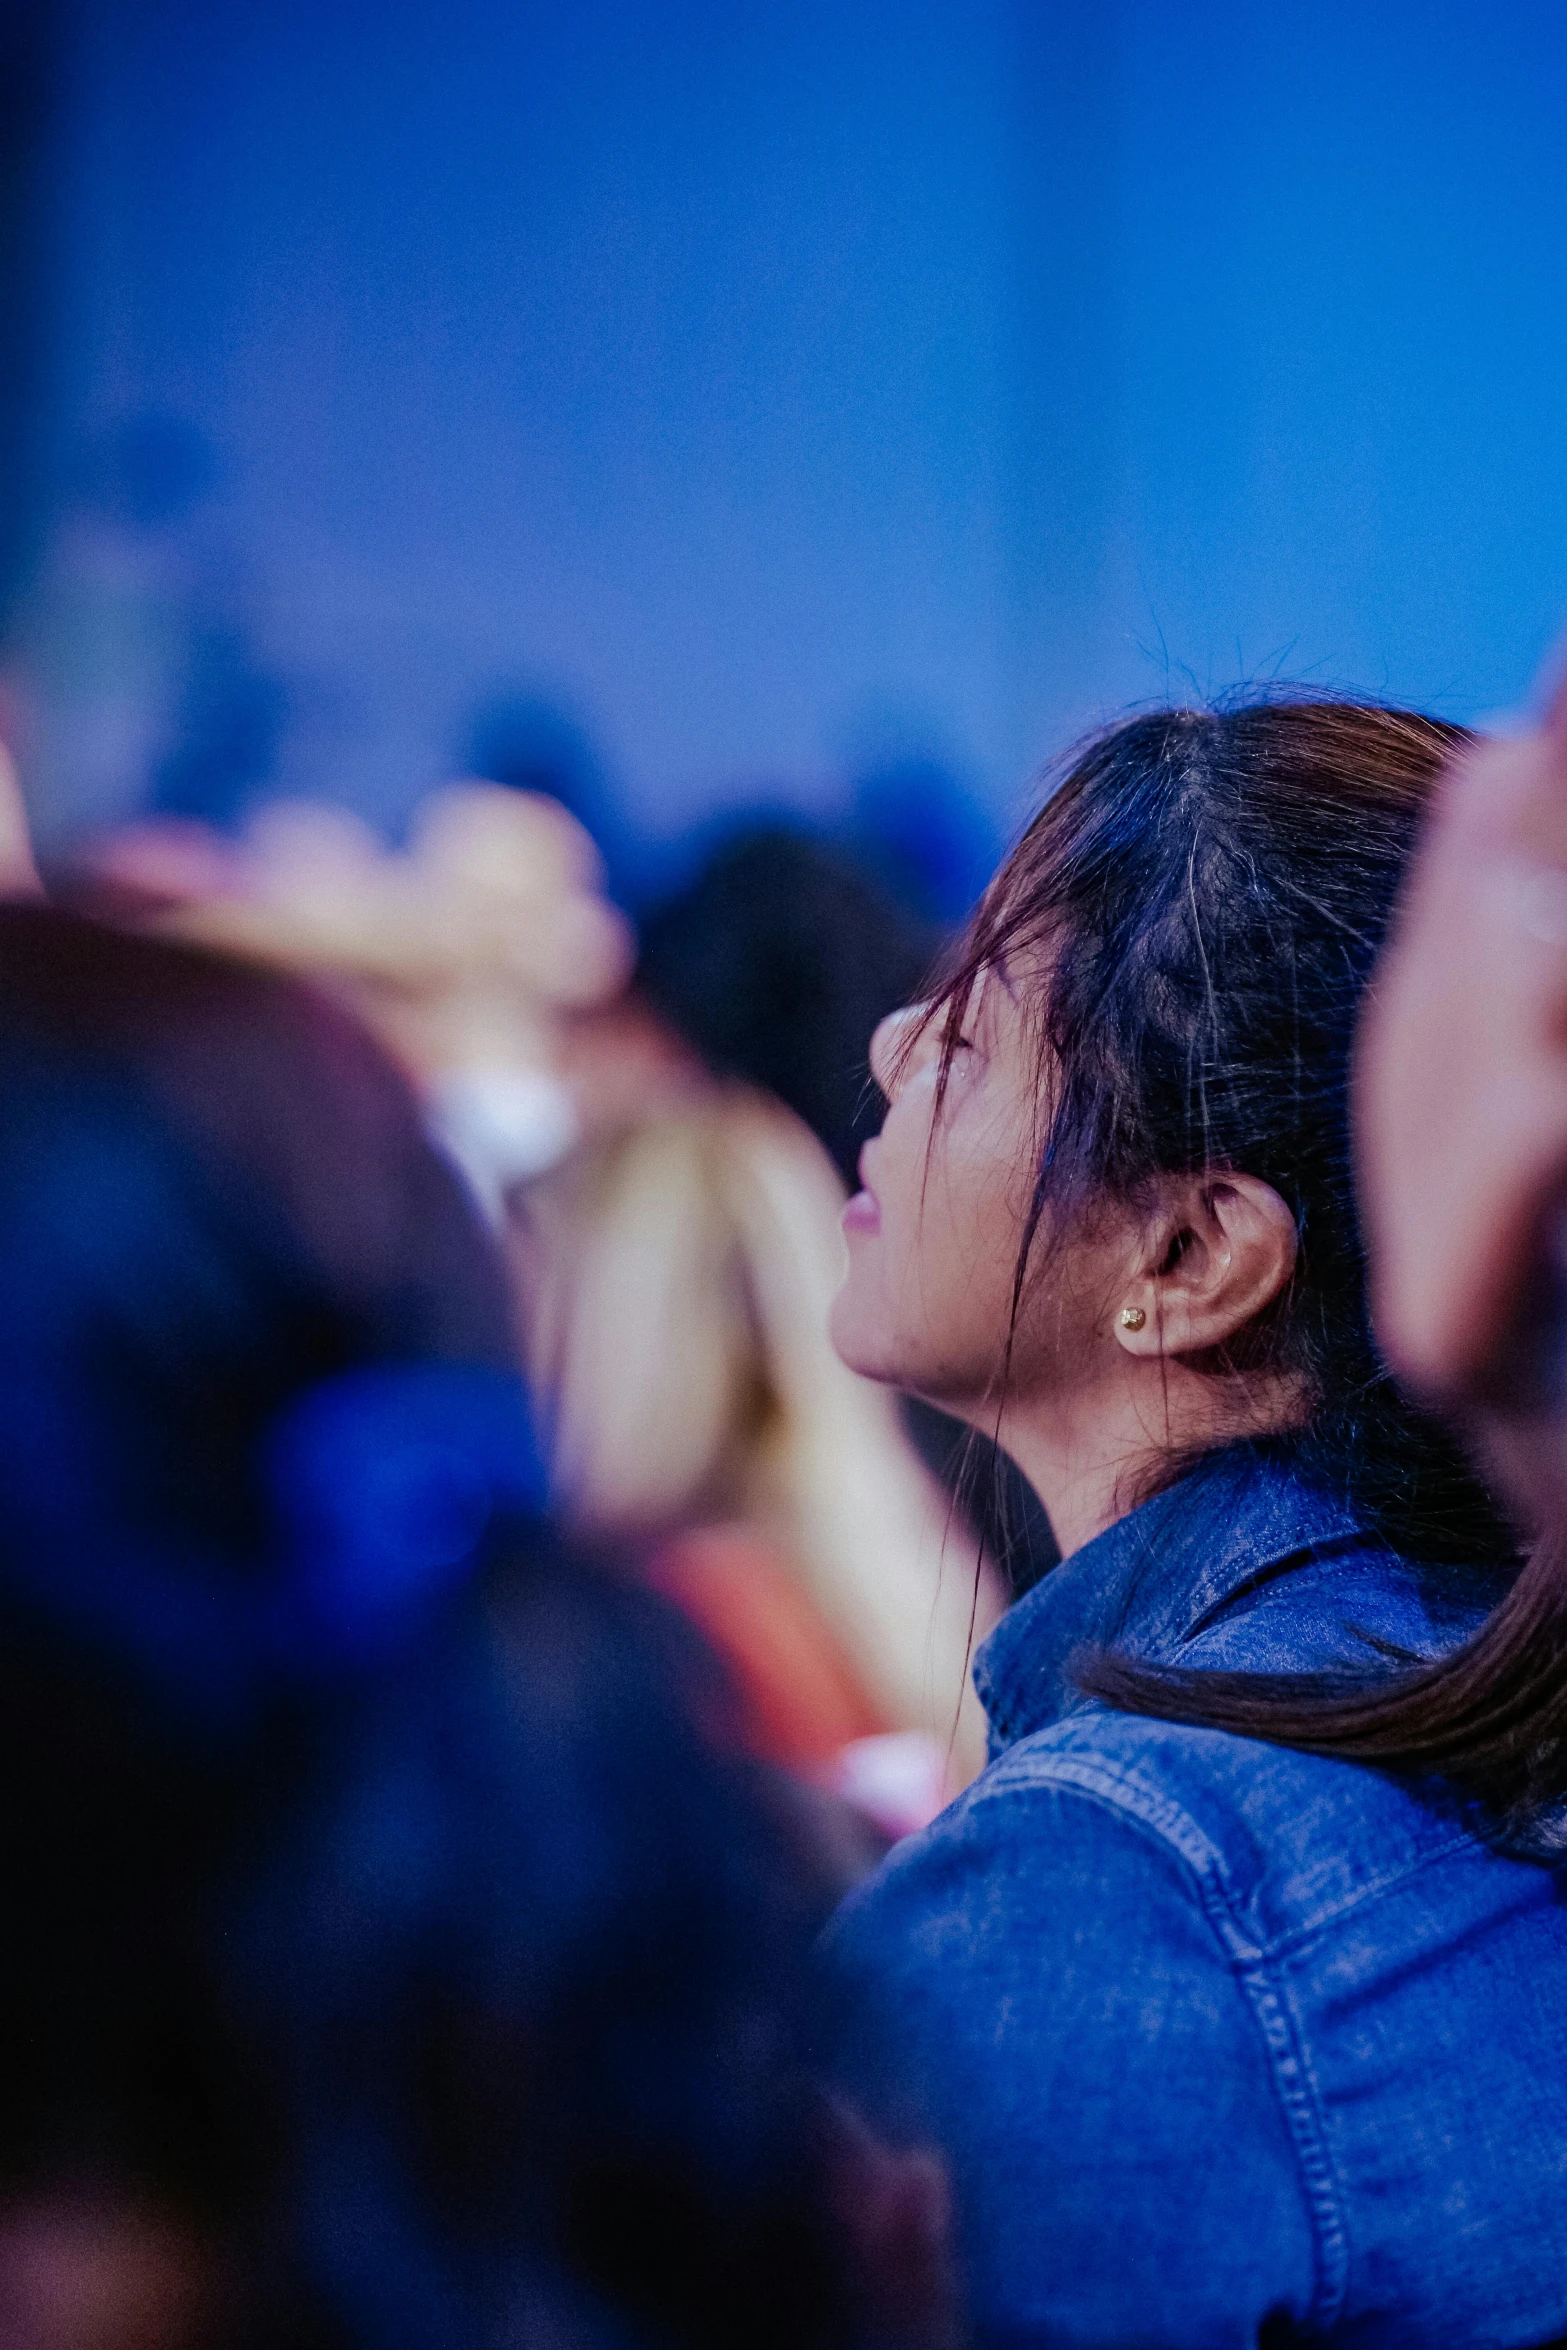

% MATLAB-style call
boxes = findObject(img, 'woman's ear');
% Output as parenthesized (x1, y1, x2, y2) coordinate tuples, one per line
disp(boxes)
(1113, 1176, 1297, 1357)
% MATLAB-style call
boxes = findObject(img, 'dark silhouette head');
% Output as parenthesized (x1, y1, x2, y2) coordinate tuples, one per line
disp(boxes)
(639, 824, 937, 1193)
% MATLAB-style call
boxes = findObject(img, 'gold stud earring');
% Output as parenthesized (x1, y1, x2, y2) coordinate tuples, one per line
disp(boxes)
(1118, 1306, 1146, 1331)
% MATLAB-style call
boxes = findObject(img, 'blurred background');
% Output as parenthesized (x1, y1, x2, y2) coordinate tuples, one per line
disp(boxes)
(1, 0, 1565, 878)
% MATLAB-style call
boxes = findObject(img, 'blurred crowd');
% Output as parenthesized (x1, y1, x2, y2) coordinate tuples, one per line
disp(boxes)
(72, 751, 1027, 1818)
(4, 628, 1567, 2350)
(0, 712, 1013, 2350)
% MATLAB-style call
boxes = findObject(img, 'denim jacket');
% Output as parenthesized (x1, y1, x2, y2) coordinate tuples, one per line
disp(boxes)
(827, 1446, 1567, 2349)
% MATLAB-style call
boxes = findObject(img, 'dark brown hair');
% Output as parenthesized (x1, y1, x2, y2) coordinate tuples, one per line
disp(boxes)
(926, 699, 1548, 1827)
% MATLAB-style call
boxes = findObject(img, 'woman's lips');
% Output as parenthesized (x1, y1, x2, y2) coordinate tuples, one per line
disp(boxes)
(842, 1189, 880, 1234)
(843, 1148, 881, 1234)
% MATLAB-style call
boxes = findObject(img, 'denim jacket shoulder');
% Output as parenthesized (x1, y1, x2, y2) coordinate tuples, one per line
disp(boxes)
(828, 1448, 1567, 2350)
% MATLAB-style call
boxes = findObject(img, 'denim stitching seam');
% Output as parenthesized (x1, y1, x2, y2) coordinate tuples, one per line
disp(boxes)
(979, 1750, 1352, 2329)
(984, 1732, 1480, 1949)
(1252, 1827, 1479, 1963)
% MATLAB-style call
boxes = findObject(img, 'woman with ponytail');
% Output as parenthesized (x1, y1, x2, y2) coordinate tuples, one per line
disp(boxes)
(826, 698, 1567, 2348)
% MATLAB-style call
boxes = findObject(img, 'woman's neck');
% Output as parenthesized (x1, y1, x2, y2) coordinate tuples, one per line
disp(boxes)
(995, 1360, 1309, 1560)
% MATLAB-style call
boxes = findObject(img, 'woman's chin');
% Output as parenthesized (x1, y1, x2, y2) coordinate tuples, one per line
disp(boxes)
(828, 1285, 905, 1387)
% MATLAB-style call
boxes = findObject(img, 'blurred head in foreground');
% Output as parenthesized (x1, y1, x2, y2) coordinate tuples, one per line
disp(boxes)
(1348, 666, 1567, 1837)
(0, 908, 952, 2349)
(1359, 673, 1567, 1518)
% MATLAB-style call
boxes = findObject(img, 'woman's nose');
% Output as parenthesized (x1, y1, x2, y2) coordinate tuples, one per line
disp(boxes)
(869, 1003, 933, 1100)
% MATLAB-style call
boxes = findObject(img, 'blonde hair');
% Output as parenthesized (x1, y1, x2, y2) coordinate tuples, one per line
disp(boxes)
(519, 1089, 997, 1779)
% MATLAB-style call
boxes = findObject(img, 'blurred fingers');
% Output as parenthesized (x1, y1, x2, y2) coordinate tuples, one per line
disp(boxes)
(0, 742, 40, 897)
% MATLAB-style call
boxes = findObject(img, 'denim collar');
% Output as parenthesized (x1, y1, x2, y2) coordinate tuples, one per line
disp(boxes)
(974, 1442, 1374, 1752)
